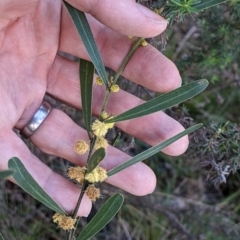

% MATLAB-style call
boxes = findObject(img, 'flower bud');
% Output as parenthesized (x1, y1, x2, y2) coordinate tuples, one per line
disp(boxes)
(110, 84, 120, 93)
(96, 77, 103, 85)
(141, 40, 148, 47)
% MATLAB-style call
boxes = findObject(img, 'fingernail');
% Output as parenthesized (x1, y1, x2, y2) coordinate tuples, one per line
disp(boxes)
(178, 78, 182, 87)
(137, 4, 167, 24)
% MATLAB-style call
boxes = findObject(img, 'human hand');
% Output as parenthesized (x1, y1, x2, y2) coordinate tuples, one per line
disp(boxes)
(0, 0, 188, 217)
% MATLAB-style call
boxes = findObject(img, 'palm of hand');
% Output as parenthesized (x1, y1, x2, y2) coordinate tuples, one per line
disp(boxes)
(0, 1, 61, 130)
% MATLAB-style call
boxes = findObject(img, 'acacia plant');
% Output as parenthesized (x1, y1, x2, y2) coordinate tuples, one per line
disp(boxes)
(0, 0, 231, 239)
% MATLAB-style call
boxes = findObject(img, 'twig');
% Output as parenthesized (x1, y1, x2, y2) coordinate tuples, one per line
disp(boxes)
(173, 25, 197, 59)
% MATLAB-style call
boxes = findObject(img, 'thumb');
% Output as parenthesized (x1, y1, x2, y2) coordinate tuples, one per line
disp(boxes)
(65, 0, 168, 38)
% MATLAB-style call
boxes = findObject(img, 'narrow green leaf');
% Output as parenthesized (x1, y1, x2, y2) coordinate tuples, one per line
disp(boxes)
(108, 124, 203, 176)
(64, 2, 108, 87)
(87, 148, 106, 173)
(77, 194, 124, 240)
(0, 170, 14, 180)
(105, 80, 208, 123)
(8, 157, 66, 214)
(193, 0, 229, 10)
(0, 233, 5, 240)
(79, 59, 94, 134)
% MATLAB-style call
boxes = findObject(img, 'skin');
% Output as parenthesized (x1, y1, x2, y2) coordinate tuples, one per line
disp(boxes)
(0, 0, 188, 217)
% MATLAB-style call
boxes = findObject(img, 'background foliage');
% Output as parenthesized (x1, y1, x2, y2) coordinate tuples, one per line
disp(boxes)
(1, 1, 240, 239)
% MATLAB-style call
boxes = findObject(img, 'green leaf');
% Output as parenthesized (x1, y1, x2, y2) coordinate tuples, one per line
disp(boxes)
(0, 233, 5, 240)
(79, 59, 94, 134)
(193, 0, 229, 10)
(64, 1, 108, 87)
(77, 194, 124, 240)
(108, 124, 203, 176)
(87, 148, 106, 173)
(0, 170, 14, 180)
(8, 157, 66, 214)
(105, 80, 208, 123)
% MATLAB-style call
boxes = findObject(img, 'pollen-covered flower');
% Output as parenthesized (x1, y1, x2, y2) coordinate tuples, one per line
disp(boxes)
(91, 118, 115, 137)
(74, 140, 89, 155)
(97, 166, 108, 182)
(94, 137, 108, 150)
(91, 120, 108, 137)
(85, 184, 101, 202)
(85, 168, 99, 183)
(110, 84, 120, 92)
(96, 77, 103, 85)
(67, 166, 86, 184)
(52, 213, 76, 231)
(85, 166, 108, 183)
(141, 40, 148, 47)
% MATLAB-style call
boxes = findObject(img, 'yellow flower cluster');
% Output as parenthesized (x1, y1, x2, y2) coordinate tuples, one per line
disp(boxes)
(52, 213, 76, 231)
(85, 184, 101, 202)
(91, 120, 108, 137)
(67, 166, 86, 184)
(67, 165, 107, 184)
(74, 140, 89, 155)
(85, 166, 108, 183)
(91, 119, 114, 138)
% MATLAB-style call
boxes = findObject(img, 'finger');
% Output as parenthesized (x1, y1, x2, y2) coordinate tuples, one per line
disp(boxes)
(0, 1, 39, 29)
(64, 0, 167, 38)
(0, 129, 92, 217)
(30, 108, 157, 196)
(47, 56, 188, 156)
(59, 8, 181, 92)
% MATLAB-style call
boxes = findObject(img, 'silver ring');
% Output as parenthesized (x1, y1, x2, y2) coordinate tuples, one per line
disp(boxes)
(20, 101, 52, 139)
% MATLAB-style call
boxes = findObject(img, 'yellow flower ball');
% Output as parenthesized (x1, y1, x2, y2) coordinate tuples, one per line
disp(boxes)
(91, 120, 108, 137)
(67, 166, 86, 184)
(52, 213, 76, 231)
(85, 184, 101, 202)
(74, 140, 89, 155)
(85, 166, 107, 183)
(94, 137, 108, 150)
(85, 168, 99, 183)
(97, 166, 108, 182)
